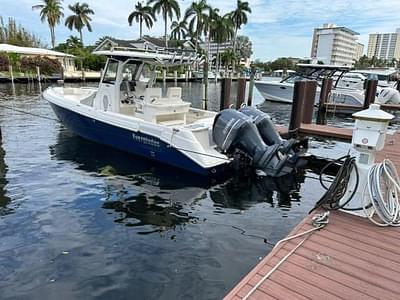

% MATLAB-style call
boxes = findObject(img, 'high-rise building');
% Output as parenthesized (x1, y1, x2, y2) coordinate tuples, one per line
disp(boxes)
(311, 23, 360, 66)
(355, 42, 364, 60)
(367, 29, 400, 61)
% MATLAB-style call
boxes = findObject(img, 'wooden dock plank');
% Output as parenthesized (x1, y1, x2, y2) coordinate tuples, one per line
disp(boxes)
(299, 123, 353, 140)
(225, 130, 400, 300)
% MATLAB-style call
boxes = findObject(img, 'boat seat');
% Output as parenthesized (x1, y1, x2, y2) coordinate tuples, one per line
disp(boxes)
(144, 87, 162, 104)
(135, 87, 190, 124)
(166, 87, 182, 102)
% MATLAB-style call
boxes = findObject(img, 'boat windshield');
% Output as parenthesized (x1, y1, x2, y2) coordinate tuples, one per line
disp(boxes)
(103, 59, 119, 84)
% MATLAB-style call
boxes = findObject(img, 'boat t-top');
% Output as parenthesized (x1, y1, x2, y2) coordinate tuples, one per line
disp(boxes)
(256, 64, 369, 105)
(43, 46, 306, 177)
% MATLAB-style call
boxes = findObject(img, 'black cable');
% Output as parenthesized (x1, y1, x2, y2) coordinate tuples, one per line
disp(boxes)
(0, 104, 60, 122)
(310, 155, 367, 213)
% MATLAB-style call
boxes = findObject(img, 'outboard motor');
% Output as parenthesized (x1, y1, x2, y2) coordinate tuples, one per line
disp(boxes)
(212, 109, 294, 177)
(239, 106, 308, 168)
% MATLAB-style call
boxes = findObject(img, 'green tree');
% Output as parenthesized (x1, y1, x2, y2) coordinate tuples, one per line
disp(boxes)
(128, 2, 155, 39)
(230, 1, 251, 48)
(64, 2, 94, 46)
(209, 12, 234, 74)
(148, 0, 181, 48)
(184, 0, 209, 50)
(170, 20, 188, 40)
(0, 17, 45, 47)
(221, 48, 238, 72)
(32, 0, 64, 49)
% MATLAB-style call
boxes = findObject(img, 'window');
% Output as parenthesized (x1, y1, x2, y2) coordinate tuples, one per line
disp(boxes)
(122, 61, 140, 82)
(103, 59, 119, 84)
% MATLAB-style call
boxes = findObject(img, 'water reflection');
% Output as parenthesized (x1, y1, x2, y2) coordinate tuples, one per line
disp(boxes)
(210, 171, 304, 210)
(0, 130, 10, 215)
(50, 129, 306, 231)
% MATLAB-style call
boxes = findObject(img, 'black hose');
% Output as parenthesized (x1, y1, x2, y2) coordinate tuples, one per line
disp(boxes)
(310, 155, 370, 213)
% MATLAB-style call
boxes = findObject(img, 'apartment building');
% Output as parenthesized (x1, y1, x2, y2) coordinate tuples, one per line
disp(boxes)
(367, 29, 400, 61)
(311, 23, 360, 66)
(355, 42, 364, 60)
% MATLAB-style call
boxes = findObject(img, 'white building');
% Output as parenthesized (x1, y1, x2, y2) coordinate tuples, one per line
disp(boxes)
(355, 42, 364, 60)
(367, 29, 400, 61)
(0, 43, 76, 72)
(311, 24, 360, 66)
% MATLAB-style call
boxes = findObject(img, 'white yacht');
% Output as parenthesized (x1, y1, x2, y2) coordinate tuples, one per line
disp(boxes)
(43, 47, 305, 177)
(255, 64, 366, 105)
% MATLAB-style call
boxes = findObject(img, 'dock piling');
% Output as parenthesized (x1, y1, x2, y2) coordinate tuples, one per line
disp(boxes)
(220, 78, 232, 111)
(316, 78, 333, 125)
(8, 65, 14, 85)
(364, 79, 378, 109)
(203, 62, 209, 110)
(289, 80, 317, 136)
(247, 65, 256, 106)
(174, 70, 178, 86)
(236, 78, 246, 108)
(301, 80, 317, 124)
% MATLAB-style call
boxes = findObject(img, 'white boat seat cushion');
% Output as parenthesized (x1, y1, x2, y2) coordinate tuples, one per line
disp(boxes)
(166, 87, 182, 102)
(144, 87, 162, 103)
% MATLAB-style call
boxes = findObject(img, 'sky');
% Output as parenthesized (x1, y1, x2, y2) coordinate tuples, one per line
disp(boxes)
(2, 0, 400, 61)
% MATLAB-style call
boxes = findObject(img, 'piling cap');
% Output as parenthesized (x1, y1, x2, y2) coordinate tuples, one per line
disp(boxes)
(352, 104, 394, 122)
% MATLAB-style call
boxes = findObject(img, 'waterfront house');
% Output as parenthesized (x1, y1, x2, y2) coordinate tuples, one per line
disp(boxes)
(94, 36, 195, 52)
(0, 43, 76, 73)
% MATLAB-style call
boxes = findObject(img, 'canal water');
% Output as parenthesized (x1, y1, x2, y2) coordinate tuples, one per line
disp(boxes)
(0, 81, 358, 299)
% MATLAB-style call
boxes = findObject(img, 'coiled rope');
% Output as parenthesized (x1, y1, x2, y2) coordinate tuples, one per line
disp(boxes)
(365, 159, 400, 226)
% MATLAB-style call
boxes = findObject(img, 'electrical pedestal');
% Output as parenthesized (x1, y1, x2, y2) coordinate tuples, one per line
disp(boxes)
(339, 104, 394, 218)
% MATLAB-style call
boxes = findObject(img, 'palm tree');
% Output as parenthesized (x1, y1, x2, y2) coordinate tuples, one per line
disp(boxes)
(209, 13, 234, 75)
(203, 7, 219, 59)
(170, 20, 188, 40)
(128, 2, 155, 39)
(230, 0, 251, 52)
(66, 35, 83, 49)
(64, 2, 94, 46)
(148, 0, 181, 48)
(184, 0, 209, 50)
(32, 0, 64, 49)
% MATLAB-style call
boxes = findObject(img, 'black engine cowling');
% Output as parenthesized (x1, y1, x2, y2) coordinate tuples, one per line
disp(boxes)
(212, 109, 294, 177)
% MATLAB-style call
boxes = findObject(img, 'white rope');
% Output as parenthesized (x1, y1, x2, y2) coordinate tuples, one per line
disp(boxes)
(365, 159, 400, 226)
(242, 238, 307, 300)
(242, 212, 329, 300)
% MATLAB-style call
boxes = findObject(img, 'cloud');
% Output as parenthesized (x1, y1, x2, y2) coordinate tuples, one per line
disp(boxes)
(2, 0, 400, 60)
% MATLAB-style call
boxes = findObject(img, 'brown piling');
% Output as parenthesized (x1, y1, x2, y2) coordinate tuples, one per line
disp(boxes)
(289, 80, 316, 136)
(236, 78, 246, 108)
(364, 79, 378, 109)
(301, 80, 317, 124)
(220, 78, 232, 110)
(316, 78, 333, 125)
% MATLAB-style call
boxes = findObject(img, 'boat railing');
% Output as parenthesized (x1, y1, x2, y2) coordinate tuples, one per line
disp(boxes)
(110, 45, 203, 65)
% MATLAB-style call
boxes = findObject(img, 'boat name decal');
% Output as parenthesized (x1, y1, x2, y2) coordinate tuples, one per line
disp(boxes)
(132, 133, 160, 148)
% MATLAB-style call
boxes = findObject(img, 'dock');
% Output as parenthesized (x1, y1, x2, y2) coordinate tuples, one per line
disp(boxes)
(225, 129, 400, 299)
